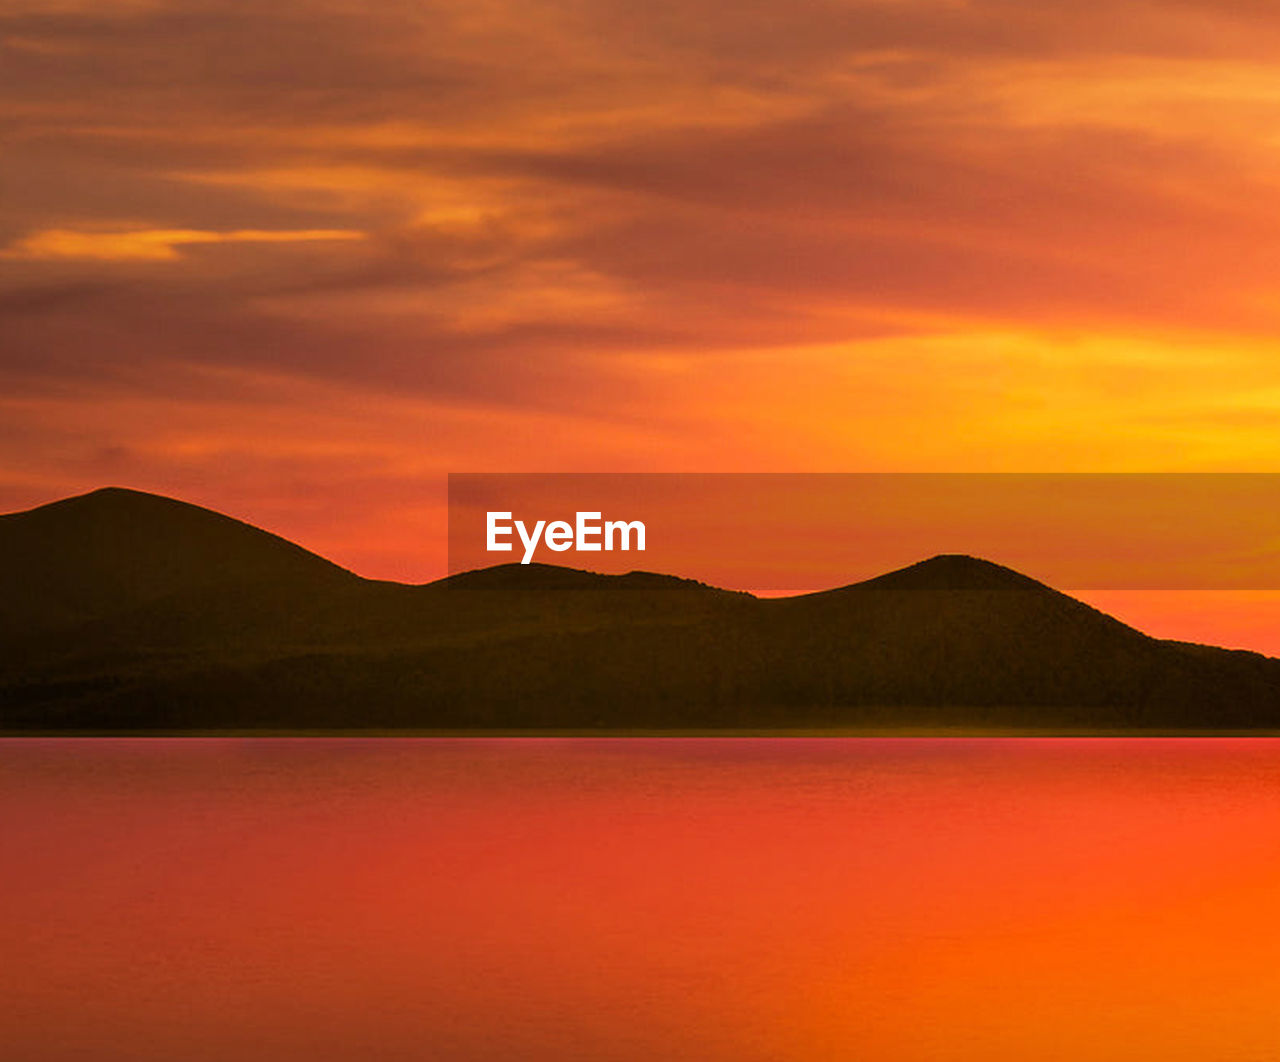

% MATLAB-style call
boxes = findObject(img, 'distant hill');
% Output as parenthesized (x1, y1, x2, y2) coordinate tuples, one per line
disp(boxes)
(0, 487, 353, 637)
(2, 488, 1279, 731)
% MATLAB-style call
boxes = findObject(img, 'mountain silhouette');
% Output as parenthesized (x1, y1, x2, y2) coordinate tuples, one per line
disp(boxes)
(842, 553, 1051, 592)
(0, 487, 353, 638)
(3, 488, 1279, 731)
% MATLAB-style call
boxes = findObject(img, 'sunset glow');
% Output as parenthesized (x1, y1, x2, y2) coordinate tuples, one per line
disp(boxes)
(4, 1, 1280, 646)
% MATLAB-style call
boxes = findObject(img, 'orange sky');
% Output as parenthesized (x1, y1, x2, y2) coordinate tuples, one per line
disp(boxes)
(4, 1, 1280, 646)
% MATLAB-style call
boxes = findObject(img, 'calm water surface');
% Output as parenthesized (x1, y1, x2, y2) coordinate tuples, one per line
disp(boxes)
(2, 738, 1279, 1061)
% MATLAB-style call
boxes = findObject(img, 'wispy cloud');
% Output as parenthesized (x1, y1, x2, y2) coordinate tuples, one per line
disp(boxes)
(3, 227, 365, 260)
(6, 0, 1280, 585)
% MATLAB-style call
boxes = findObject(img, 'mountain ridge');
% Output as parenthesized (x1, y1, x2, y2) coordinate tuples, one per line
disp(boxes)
(0, 486, 353, 637)
(2, 487, 1278, 731)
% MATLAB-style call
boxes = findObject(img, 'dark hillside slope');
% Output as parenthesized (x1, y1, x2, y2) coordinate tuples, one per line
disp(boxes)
(0, 487, 355, 637)
(2, 492, 1279, 730)
(734, 556, 1280, 727)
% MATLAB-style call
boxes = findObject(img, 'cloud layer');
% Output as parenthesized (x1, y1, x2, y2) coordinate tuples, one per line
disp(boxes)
(5, 0, 1280, 590)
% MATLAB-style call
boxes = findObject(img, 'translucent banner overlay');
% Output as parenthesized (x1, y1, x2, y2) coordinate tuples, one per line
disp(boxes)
(448, 473, 1280, 591)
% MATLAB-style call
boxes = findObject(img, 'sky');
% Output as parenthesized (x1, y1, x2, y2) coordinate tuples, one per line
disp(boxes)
(4, 0, 1280, 644)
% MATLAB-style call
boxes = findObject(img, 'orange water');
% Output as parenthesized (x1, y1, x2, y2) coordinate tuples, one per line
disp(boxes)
(3, 738, 1279, 1061)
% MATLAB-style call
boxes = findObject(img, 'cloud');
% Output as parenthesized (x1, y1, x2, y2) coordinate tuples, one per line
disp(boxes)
(2, 227, 365, 260)
(7, 0, 1280, 590)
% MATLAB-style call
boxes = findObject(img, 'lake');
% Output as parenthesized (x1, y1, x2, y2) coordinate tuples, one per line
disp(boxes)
(2, 738, 1278, 1060)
